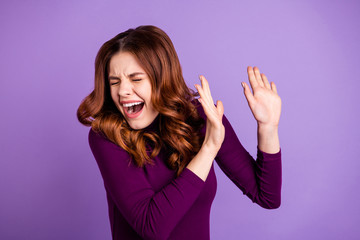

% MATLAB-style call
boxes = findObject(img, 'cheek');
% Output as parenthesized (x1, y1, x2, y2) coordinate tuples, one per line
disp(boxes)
(145, 92, 154, 109)
(111, 87, 118, 98)
(110, 89, 120, 106)
(138, 86, 152, 102)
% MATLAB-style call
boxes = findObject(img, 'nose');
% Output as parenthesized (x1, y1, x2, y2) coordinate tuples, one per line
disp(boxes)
(118, 79, 133, 96)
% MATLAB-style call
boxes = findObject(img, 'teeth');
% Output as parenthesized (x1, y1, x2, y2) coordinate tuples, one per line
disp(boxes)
(123, 102, 143, 107)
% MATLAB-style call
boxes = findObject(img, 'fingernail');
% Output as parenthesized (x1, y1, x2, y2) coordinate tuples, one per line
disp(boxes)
(241, 82, 245, 88)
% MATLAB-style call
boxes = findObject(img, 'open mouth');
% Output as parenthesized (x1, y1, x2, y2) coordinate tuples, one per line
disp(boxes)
(123, 102, 144, 116)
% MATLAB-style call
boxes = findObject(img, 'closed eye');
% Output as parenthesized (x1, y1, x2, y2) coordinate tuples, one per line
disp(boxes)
(109, 79, 141, 86)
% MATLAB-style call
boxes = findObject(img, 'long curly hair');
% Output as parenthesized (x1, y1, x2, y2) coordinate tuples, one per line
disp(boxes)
(77, 25, 205, 176)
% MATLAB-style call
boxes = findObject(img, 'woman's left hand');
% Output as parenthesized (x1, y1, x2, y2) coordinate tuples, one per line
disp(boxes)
(241, 66, 282, 127)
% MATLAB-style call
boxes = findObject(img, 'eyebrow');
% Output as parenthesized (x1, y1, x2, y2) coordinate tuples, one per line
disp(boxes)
(108, 72, 145, 80)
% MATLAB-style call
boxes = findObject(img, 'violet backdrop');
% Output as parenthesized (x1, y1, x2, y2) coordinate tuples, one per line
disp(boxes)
(0, 0, 359, 239)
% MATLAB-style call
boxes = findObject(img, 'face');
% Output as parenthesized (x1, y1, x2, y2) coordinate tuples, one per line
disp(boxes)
(108, 51, 159, 130)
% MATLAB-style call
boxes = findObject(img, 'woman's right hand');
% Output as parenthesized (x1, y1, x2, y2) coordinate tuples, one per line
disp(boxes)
(195, 75, 225, 153)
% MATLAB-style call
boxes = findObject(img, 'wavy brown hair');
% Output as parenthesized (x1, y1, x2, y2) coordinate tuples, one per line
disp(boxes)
(77, 25, 204, 176)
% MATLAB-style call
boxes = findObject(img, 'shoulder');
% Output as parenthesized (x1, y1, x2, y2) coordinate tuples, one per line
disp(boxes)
(88, 127, 106, 146)
(88, 127, 133, 166)
(88, 127, 125, 153)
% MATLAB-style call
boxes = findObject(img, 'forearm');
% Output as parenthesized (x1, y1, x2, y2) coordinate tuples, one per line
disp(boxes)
(257, 124, 280, 154)
(186, 144, 218, 182)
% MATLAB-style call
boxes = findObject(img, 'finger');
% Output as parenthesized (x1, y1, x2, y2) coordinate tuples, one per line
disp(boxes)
(253, 66, 265, 87)
(242, 82, 255, 107)
(247, 66, 258, 90)
(261, 73, 271, 90)
(196, 77, 209, 104)
(196, 77, 222, 123)
(198, 97, 218, 124)
(271, 82, 278, 94)
(195, 83, 212, 110)
(199, 75, 214, 104)
(216, 100, 224, 117)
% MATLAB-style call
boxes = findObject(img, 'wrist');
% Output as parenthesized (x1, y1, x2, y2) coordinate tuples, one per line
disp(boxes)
(200, 143, 220, 158)
(257, 123, 278, 133)
(257, 123, 280, 154)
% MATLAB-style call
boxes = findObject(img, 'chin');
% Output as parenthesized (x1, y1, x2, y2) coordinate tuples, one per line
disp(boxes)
(128, 123, 142, 130)
(128, 120, 150, 130)
(124, 117, 144, 129)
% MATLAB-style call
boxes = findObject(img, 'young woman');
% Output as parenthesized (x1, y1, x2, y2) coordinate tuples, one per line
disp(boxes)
(77, 25, 282, 240)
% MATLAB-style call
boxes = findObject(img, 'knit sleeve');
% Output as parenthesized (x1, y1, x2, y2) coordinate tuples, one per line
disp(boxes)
(88, 128, 205, 240)
(214, 114, 282, 209)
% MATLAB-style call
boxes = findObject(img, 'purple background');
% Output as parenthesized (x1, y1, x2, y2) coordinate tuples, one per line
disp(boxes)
(1, 0, 359, 239)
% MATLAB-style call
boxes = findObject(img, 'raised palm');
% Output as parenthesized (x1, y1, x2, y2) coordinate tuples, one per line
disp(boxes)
(242, 66, 281, 127)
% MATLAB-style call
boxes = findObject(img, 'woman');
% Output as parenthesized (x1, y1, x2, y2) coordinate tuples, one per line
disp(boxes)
(77, 25, 282, 240)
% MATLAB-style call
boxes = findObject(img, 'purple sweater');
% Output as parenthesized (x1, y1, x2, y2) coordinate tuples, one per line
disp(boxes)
(88, 101, 282, 240)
